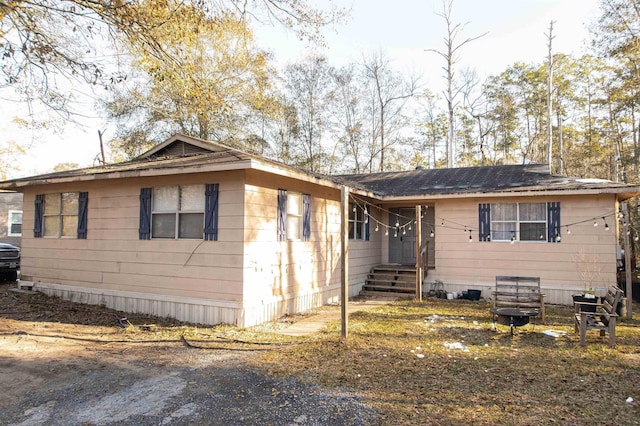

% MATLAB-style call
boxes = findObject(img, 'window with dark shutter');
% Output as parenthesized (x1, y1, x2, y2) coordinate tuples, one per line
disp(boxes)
(547, 202, 561, 242)
(77, 192, 88, 239)
(277, 189, 287, 241)
(302, 194, 311, 241)
(34, 194, 44, 238)
(478, 203, 491, 241)
(139, 188, 152, 240)
(204, 184, 219, 241)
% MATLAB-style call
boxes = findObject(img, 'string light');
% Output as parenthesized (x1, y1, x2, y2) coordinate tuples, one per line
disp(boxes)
(348, 194, 623, 247)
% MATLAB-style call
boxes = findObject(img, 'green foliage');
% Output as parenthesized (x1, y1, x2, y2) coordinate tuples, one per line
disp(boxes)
(103, 10, 279, 158)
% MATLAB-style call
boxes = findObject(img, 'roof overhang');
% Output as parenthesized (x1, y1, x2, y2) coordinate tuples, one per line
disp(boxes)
(371, 186, 640, 203)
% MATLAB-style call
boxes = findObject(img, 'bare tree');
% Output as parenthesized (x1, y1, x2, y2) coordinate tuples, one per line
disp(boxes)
(426, 0, 486, 168)
(362, 51, 418, 172)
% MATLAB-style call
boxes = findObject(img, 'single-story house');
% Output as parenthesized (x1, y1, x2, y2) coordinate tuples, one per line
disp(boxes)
(0, 134, 638, 327)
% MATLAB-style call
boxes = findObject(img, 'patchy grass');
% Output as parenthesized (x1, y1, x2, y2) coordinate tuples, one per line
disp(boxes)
(255, 299, 640, 425)
(2, 284, 639, 424)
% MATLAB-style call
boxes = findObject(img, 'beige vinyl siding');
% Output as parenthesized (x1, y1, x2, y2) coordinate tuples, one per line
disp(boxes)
(20, 171, 246, 304)
(242, 171, 381, 324)
(427, 194, 618, 303)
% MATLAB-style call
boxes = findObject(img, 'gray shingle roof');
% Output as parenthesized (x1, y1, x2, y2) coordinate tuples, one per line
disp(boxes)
(335, 164, 635, 197)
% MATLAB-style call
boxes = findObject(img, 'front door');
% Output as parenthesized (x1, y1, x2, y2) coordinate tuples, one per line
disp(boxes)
(389, 208, 416, 264)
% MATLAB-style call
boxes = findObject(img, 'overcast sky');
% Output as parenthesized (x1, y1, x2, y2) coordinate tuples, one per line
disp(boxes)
(2, 0, 601, 178)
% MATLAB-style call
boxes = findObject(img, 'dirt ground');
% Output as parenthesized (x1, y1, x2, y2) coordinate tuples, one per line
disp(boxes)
(0, 282, 378, 426)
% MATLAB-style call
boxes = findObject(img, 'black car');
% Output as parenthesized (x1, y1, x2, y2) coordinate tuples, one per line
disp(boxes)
(0, 243, 20, 282)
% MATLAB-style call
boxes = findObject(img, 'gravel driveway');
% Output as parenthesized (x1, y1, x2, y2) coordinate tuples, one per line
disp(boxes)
(0, 283, 380, 425)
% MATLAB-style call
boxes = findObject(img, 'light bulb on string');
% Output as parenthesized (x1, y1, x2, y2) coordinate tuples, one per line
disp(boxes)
(593, 219, 598, 227)
(408, 223, 412, 231)
(375, 223, 379, 232)
(603, 217, 609, 231)
(468, 229, 472, 242)
(555, 233, 562, 242)
(430, 229, 434, 238)
(402, 227, 406, 236)
(566, 226, 571, 235)
(394, 229, 398, 238)
(395, 216, 400, 228)
(385, 228, 389, 236)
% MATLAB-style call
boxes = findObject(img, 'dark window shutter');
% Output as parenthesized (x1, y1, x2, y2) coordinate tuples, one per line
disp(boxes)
(302, 194, 311, 241)
(139, 188, 152, 240)
(277, 189, 287, 241)
(478, 203, 491, 241)
(77, 192, 88, 239)
(547, 202, 561, 242)
(204, 184, 219, 241)
(34, 194, 44, 238)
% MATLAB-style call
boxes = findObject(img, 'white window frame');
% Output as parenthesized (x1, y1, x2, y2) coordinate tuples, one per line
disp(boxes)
(286, 191, 303, 241)
(8, 210, 22, 237)
(151, 185, 205, 239)
(491, 202, 547, 242)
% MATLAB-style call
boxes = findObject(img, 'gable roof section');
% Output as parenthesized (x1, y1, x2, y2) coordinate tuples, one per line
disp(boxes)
(136, 134, 227, 159)
(335, 164, 640, 200)
(0, 134, 338, 191)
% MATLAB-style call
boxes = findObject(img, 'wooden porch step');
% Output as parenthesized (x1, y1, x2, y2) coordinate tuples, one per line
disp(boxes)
(362, 284, 415, 293)
(362, 264, 418, 296)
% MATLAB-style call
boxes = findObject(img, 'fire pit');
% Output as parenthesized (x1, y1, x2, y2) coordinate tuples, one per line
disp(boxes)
(490, 307, 539, 335)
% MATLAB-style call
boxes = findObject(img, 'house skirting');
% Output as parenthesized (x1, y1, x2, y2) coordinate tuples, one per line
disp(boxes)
(428, 280, 610, 305)
(242, 281, 365, 327)
(22, 281, 244, 326)
(20, 280, 366, 328)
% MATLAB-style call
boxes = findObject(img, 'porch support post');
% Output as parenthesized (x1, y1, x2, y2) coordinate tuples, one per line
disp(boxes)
(622, 202, 633, 319)
(415, 205, 422, 301)
(341, 186, 349, 339)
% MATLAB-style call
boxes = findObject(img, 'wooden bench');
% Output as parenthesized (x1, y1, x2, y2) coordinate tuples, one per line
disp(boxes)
(493, 276, 545, 322)
(574, 285, 623, 347)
